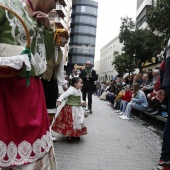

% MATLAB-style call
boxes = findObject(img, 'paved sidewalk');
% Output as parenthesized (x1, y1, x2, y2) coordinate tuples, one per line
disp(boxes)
(53, 96, 162, 170)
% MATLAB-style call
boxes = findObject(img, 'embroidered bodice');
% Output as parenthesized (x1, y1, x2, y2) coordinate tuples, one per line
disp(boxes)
(0, 0, 55, 77)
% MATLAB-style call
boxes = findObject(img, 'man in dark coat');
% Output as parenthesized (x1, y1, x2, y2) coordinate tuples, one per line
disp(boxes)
(79, 61, 98, 114)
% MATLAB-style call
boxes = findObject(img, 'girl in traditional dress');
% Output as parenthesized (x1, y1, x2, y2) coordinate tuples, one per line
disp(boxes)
(52, 77, 87, 140)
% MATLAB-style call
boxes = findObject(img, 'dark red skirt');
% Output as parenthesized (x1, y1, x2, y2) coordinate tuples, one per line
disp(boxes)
(0, 77, 52, 167)
(52, 105, 87, 137)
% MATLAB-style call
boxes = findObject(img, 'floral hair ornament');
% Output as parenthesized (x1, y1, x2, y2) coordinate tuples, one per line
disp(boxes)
(54, 28, 69, 46)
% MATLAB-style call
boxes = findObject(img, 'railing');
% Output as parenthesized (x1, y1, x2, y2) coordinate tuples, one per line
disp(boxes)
(54, 17, 67, 29)
(56, 5, 67, 17)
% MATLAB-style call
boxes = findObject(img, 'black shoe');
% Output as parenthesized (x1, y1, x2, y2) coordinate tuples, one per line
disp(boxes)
(88, 108, 93, 114)
(146, 108, 155, 112)
(67, 137, 72, 141)
(150, 110, 159, 115)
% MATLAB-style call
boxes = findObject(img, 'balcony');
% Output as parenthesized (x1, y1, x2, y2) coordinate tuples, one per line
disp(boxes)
(53, 17, 67, 29)
(56, 5, 67, 17)
(58, 0, 67, 6)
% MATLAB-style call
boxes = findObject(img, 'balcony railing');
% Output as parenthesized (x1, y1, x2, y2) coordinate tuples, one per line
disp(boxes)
(54, 17, 67, 29)
(56, 5, 67, 17)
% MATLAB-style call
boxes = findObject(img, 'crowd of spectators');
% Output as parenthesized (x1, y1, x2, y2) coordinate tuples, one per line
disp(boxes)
(94, 69, 168, 120)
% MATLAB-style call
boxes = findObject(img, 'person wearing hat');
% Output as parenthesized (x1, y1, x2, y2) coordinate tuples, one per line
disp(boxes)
(41, 28, 69, 131)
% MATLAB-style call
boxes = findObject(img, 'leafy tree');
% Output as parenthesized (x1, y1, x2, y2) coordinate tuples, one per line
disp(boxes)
(147, 0, 170, 43)
(112, 52, 137, 76)
(119, 17, 164, 71)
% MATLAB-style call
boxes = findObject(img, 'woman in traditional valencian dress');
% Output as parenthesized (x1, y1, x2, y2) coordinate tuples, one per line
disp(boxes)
(52, 77, 87, 141)
(0, 0, 57, 169)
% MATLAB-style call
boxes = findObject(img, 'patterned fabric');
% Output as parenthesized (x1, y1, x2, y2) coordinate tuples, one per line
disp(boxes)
(66, 95, 81, 106)
(0, 0, 55, 77)
(0, 147, 57, 170)
(42, 49, 63, 81)
(52, 105, 87, 137)
(0, 77, 57, 168)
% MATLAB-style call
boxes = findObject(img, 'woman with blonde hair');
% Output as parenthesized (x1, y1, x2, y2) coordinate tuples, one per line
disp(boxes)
(120, 83, 148, 120)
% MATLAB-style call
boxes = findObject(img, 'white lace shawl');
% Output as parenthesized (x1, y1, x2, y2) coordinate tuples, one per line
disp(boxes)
(0, 0, 47, 76)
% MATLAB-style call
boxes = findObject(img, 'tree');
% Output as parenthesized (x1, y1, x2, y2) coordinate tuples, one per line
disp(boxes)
(112, 52, 137, 76)
(147, 0, 170, 43)
(119, 17, 164, 71)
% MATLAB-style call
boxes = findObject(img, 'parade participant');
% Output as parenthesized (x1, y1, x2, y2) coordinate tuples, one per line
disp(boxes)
(0, 0, 57, 169)
(52, 77, 87, 141)
(41, 28, 68, 128)
(79, 61, 98, 114)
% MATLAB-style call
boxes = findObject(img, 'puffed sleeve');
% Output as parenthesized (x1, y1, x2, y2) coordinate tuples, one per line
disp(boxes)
(57, 87, 73, 102)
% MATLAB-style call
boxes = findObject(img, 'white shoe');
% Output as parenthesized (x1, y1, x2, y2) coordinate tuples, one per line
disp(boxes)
(119, 115, 125, 118)
(119, 112, 124, 115)
(83, 108, 90, 112)
(120, 116, 130, 120)
(52, 136, 57, 142)
(116, 110, 120, 113)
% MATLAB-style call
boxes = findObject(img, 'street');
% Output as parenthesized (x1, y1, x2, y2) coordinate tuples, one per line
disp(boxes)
(53, 95, 163, 170)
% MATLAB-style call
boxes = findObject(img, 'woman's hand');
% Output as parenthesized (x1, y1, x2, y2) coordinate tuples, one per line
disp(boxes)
(57, 101, 62, 106)
(82, 102, 86, 106)
(156, 90, 165, 103)
(32, 11, 52, 30)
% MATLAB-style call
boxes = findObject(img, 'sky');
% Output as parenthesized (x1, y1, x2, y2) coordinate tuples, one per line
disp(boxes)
(94, 0, 137, 60)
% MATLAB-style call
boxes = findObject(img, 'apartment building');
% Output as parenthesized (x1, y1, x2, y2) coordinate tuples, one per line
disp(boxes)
(136, 0, 161, 72)
(99, 36, 123, 81)
(48, 0, 72, 65)
(136, 0, 154, 29)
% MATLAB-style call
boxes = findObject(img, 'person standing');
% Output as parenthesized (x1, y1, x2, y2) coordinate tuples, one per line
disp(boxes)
(41, 29, 68, 128)
(157, 39, 170, 170)
(0, 0, 57, 169)
(79, 61, 98, 114)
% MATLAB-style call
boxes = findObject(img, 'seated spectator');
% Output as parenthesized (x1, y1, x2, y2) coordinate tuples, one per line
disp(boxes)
(142, 69, 159, 95)
(119, 83, 148, 120)
(100, 81, 107, 95)
(147, 70, 160, 100)
(133, 73, 143, 85)
(99, 81, 111, 100)
(106, 91, 116, 107)
(114, 89, 125, 109)
(140, 74, 149, 88)
(116, 85, 132, 115)
(147, 95, 166, 115)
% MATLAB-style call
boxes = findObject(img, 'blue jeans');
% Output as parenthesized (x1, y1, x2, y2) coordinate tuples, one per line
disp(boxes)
(123, 102, 147, 117)
(120, 101, 128, 113)
(160, 87, 170, 161)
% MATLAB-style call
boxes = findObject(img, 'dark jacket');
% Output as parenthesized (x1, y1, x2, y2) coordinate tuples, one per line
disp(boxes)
(162, 40, 170, 88)
(79, 68, 98, 89)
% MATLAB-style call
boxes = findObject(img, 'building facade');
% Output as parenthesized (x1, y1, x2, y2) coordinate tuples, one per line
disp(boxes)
(67, 0, 98, 73)
(99, 36, 123, 82)
(136, 0, 153, 29)
(48, 0, 72, 65)
(136, 0, 161, 72)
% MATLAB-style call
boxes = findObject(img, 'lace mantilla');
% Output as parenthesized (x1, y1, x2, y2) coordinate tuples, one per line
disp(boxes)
(0, 0, 47, 76)
(0, 131, 53, 167)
